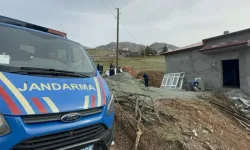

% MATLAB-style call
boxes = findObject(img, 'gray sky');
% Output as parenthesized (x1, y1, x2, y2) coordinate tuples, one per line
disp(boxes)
(0, 0, 250, 48)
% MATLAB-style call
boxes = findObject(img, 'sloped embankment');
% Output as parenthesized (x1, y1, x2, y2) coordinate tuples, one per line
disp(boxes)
(105, 73, 250, 150)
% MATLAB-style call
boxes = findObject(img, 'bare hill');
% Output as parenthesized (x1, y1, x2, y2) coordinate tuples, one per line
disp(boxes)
(96, 42, 145, 52)
(149, 42, 179, 52)
(96, 42, 179, 52)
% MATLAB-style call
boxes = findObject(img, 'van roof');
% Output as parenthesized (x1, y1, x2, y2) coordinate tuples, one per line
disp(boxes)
(0, 15, 67, 38)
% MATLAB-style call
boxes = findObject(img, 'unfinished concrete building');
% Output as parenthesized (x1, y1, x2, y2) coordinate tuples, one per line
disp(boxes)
(162, 28, 250, 95)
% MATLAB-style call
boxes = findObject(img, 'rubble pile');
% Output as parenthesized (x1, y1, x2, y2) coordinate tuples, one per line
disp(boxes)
(225, 89, 250, 118)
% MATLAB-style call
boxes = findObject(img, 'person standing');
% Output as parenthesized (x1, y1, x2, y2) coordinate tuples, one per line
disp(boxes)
(109, 63, 114, 69)
(99, 63, 104, 75)
(117, 67, 121, 73)
(109, 63, 115, 76)
(143, 72, 149, 87)
(97, 63, 100, 71)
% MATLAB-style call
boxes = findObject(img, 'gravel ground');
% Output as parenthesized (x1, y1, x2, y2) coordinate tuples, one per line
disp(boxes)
(104, 72, 202, 100)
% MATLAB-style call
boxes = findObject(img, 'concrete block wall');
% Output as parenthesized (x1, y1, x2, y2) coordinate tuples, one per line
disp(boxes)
(239, 48, 250, 95)
(165, 47, 250, 94)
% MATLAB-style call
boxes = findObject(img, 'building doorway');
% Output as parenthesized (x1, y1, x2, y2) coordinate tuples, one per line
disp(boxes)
(222, 59, 240, 87)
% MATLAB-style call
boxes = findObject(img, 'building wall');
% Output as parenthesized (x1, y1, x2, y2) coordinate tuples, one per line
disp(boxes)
(165, 47, 250, 94)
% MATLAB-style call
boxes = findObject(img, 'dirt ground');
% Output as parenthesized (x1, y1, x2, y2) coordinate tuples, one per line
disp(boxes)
(106, 72, 250, 150)
(137, 71, 164, 87)
(111, 98, 250, 150)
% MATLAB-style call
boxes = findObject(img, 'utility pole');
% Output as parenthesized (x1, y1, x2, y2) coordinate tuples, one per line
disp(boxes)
(143, 45, 147, 59)
(116, 8, 119, 69)
(144, 47, 146, 59)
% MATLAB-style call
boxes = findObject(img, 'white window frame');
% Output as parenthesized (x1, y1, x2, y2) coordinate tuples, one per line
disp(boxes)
(161, 72, 185, 89)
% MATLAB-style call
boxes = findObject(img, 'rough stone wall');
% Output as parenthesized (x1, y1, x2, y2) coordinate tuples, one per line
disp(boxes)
(165, 47, 250, 94)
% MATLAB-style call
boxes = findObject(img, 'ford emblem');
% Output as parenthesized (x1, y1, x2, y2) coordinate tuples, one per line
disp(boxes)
(61, 113, 82, 122)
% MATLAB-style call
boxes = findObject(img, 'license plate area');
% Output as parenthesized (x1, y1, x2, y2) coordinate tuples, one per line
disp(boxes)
(81, 145, 93, 150)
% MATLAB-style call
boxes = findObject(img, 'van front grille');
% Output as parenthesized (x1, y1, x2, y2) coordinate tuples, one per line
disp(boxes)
(12, 124, 106, 150)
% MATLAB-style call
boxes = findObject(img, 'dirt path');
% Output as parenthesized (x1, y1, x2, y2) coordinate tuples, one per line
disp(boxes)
(111, 98, 250, 150)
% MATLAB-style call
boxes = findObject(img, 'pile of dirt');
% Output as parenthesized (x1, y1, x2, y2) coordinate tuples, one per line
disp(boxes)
(122, 66, 137, 77)
(137, 71, 164, 87)
(111, 98, 250, 150)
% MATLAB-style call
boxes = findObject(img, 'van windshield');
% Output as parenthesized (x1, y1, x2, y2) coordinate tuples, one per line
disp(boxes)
(0, 24, 95, 76)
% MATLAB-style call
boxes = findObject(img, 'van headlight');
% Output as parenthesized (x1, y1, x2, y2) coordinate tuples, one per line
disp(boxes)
(107, 94, 114, 116)
(0, 114, 10, 136)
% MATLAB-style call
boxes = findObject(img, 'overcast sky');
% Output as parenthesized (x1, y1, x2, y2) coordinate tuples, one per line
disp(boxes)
(0, 0, 250, 48)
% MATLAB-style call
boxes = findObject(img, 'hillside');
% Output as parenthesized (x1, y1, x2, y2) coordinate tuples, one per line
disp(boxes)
(95, 42, 179, 52)
(96, 42, 146, 52)
(149, 42, 179, 52)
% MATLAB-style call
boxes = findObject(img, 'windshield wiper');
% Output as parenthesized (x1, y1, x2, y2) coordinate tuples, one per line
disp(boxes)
(10, 67, 90, 78)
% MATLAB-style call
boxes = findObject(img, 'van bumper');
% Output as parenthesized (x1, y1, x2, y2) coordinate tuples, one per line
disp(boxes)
(1, 111, 114, 150)
(54, 124, 114, 150)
